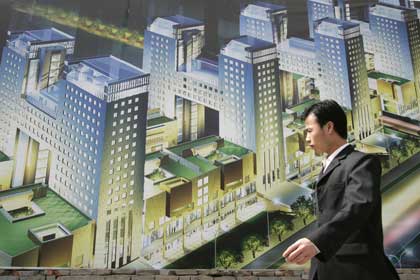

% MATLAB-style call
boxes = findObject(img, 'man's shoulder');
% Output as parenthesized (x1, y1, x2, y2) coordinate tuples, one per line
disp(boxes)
(345, 148, 379, 164)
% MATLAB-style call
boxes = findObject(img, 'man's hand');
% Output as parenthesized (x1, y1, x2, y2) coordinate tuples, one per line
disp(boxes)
(282, 238, 319, 265)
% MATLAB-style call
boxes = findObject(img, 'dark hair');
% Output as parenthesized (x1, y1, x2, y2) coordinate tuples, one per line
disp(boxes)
(303, 99, 348, 139)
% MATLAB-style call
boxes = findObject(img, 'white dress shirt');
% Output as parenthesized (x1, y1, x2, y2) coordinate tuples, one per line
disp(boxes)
(323, 143, 351, 172)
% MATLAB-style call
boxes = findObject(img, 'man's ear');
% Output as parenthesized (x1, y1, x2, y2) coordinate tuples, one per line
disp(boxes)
(326, 121, 334, 134)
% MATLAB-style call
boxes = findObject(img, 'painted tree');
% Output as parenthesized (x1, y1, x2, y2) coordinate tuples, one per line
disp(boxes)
(216, 250, 238, 269)
(291, 196, 313, 226)
(390, 146, 405, 165)
(242, 235, 263, 259)
(405, 139, 418, 156)
(270, 218, 294, 242)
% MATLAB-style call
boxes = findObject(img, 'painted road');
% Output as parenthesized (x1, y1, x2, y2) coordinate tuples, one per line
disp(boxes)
(244, 156, 420, 268)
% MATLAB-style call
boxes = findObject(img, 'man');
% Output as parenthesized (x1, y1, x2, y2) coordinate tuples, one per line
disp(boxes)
(282, 100, 399, 280)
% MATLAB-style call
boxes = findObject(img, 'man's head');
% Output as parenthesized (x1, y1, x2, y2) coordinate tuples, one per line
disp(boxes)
(303, 99, 348, 156)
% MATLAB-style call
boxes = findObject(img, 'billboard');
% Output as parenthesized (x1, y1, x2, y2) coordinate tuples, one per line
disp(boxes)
(0, 0, 419, 270)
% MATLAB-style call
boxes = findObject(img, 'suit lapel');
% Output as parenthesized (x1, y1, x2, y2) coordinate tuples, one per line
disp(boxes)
(317, 145, 354, 187)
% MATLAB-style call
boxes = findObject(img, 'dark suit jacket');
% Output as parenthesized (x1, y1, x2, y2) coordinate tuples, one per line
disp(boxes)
(307, 145, 400, 280)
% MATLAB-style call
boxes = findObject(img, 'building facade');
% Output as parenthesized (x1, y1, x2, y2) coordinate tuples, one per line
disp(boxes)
(0, 28, 150, 269)
(240, 2, 288, 45)
(370, 3, 420, 108)
(142, 136, 259, 267)
(314, 18, 374, 139)
(307, 0, 351, 38)
(146, 111, 178, 154)
(0, 184, 95, 268)
(219, 36, 286, 193)
(144, 15, 287, 192)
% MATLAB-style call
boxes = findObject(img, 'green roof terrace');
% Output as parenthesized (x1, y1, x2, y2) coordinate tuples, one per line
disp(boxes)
(145, 151, 164, 161)
(147, 116, 174, 127)
(167, 136, 251, 159)
(168, 136, 221, 156)
(287, 99, 318, 114)
(145, 152, 201, 181)
(218, 140, 250, 158)
(162, 158, 200, 180)
(0, 151, 9, 162)
(368, 71, 410, 86)
(146, 137, 252, 184)
(0, 184, 91, 257)
(185, 156, 217, 173)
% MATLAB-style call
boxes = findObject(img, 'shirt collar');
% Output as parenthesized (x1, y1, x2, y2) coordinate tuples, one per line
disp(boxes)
(324, 143, 351, 171)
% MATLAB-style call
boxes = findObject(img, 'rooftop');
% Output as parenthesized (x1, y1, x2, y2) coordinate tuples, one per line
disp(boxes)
(361, 132, 402, 150)
(147, 116, 174, 127)
(309, 0, 335, 3)
(253, 1, 286, 12)
(0, 185, 91, 257)
(373, 2, 417, 12)
(163, 15, 204, 28)
(149, 15, 204, 39)
(241, 2, 286, 20)
(146, 151, 163, 161)
(370, 3, 418, 21)
(9, 28, 74, 46)
(81, 56, 146, 83)
(185, 156, 217, 173)
(368, 71, 410, 86)
(316, 17, 359, 30)
(288, 99, 318, 114)
(168, 136, 222, 156)
(24, 28, 74, 42)
(279, 37, 316, 58)
(146, 168, 175, 183)
(262, 181, 313, 206)
(7, 28, 74, 55)
(147, 137, 251, 181)
(230, 36, 276, 51)
(218, 140, 251, 158)
(163, 158, 199, 180)
(0, 151, 9, 162)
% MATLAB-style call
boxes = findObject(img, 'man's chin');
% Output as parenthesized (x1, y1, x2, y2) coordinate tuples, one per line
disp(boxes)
(308, 146, 323, 156)
(313, 149, 323, 156)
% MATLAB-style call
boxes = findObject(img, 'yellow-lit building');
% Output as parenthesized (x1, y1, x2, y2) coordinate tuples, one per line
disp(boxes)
(0, 151, 13, 191)
(368, 71, 418, 117)
(0, 184, 95, 268)
(146, 112, 177, 154)
(370, 95, 383, 129)
(141, 136, 259, 267)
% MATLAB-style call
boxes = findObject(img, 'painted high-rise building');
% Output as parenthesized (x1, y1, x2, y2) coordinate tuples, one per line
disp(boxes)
(0, 28, 150, 268)
(378, 0, 415, 8)
(370, 3, 420, 107)
(143, 15, 222, 143)
(219, 36, 286, 192)
(0, 28, 74, 156)
(144, 15, 287, 190)
(278, 37, 318, 109)
(143, 15, 205, 118)
(307, 0, 351, 38)
(240, 2, 288, 45)
(278, 37, 318, 78)
(314, 18, 374, 140)
(64, 57, 149, 269)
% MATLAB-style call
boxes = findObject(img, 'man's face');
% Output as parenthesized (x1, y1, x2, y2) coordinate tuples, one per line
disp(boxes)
(304, 113, 330, 156)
